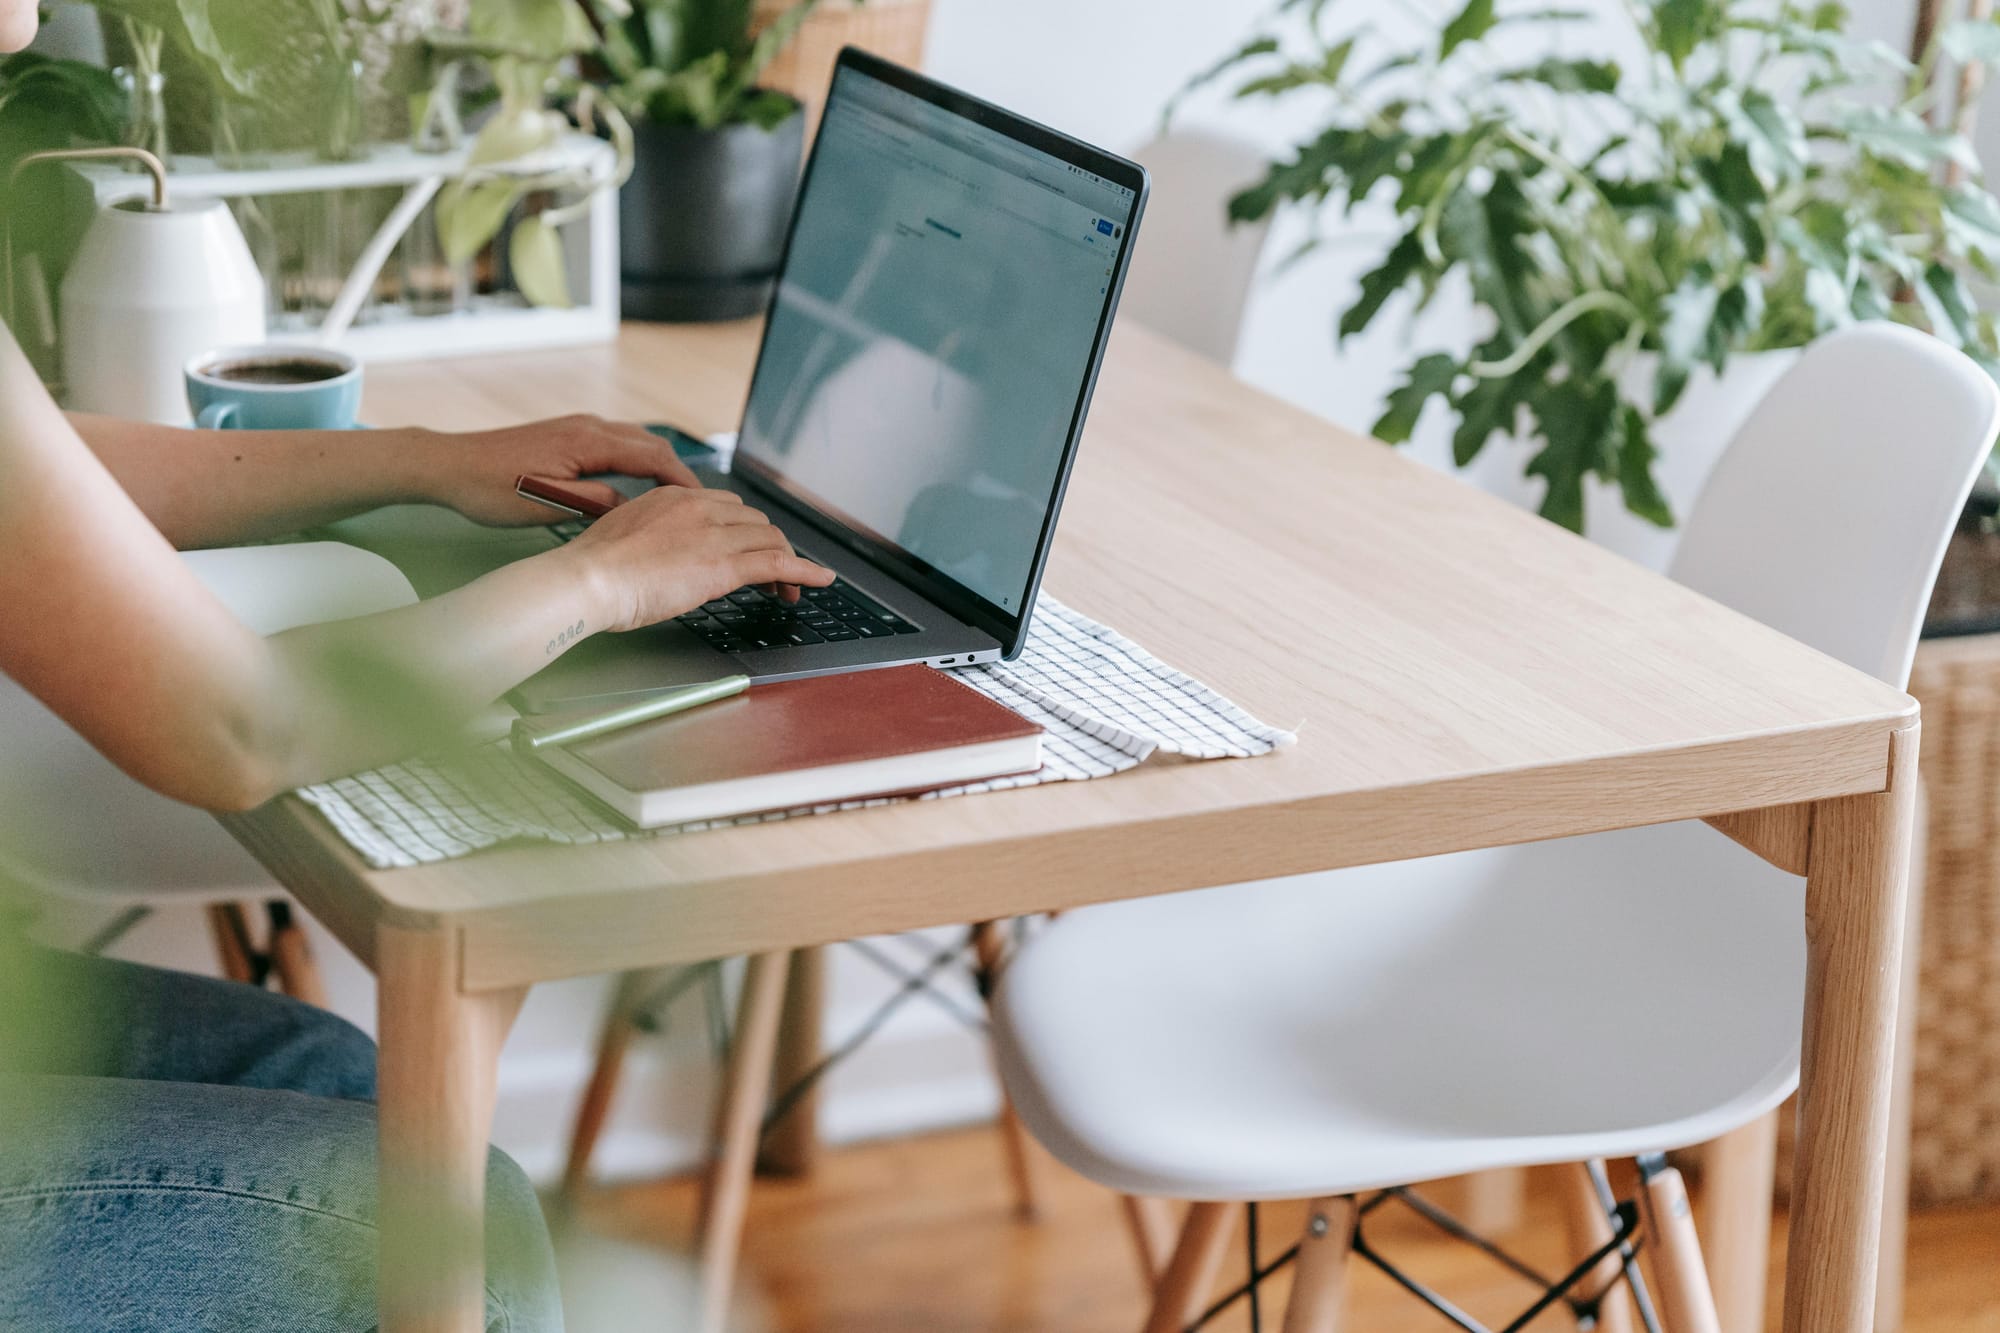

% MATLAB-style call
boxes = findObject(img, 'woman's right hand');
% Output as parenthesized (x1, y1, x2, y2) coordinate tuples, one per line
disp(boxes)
(557, 485, 834, 634)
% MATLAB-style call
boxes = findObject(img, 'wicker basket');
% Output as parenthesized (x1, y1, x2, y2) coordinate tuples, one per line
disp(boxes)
(751, 0, 934, 137)
(1903, 631, 2000, 1204)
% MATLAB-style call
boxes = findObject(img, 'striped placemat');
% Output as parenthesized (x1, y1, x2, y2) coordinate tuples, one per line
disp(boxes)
(296, 596, 1296, 869)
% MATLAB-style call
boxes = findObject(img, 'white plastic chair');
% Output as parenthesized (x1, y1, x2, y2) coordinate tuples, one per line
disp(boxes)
(1121, 130, 1275, 367)
(989, 323, 2000, 1331)
(1, 542, 417, 994)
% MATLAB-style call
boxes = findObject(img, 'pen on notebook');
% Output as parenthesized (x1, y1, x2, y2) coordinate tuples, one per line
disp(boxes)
(510, 675, 751, 754)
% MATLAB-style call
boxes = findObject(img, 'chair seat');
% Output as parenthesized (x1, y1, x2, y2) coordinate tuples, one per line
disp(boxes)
(0, 543, 417, 906)
(991, 820, 1804, 1201)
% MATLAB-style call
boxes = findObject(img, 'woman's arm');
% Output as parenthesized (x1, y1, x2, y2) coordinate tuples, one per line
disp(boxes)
(3, 327, 828, 810)
(68, 411, 705, 549)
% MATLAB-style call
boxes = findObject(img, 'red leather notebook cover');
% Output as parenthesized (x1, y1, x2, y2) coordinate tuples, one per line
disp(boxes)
(560, 665, 1042, 792)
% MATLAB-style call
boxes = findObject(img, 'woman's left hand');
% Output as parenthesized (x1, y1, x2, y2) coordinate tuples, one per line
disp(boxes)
(421, 413, 705, 527)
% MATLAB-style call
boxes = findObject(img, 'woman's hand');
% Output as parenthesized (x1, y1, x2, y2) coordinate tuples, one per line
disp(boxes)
(556, 485, 834, 633)
(420, 414, 705, 526)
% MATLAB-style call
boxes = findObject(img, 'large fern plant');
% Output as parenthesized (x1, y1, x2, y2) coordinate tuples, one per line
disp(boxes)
(1207, 0, 2000, 532)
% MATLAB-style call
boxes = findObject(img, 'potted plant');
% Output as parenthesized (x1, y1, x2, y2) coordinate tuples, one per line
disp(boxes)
(1196, 0, 2000, 551)
(584, 0, 822, 321)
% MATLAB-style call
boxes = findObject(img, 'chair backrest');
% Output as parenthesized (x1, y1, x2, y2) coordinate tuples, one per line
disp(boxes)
(1120, 130, 1274, 366)
(1669, 323, 2000, 689)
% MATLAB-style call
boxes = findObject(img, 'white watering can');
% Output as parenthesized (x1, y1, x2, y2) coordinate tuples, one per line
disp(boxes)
(5, 146, 265, 424)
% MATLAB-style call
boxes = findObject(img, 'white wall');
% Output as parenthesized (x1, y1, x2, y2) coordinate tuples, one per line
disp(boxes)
(86, 0, 1932, 1188)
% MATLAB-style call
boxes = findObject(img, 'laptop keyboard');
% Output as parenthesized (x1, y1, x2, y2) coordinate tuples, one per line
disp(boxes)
(547, 518, 922, 655)
(675, 580, 922, 654)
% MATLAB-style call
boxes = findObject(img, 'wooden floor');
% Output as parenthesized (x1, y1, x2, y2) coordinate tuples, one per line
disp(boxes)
(571, 1125, 2000, 1332)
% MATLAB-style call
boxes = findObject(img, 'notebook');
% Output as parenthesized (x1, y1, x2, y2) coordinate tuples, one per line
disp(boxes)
(521, 665, 1044, 828)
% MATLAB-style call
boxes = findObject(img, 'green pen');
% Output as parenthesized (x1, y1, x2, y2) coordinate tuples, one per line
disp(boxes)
(510, 674, 751, 755)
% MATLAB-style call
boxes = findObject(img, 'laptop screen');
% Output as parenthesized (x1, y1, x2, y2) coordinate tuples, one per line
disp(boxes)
(735, 58, 1142, 639)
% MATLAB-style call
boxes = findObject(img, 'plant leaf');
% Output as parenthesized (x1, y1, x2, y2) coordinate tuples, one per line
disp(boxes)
(1437, 170, 1538, 340)
(1655, 0, 1707, 69)
(1340, 231, 1426, 341)
(1727, 89, 1808, 188)
(436, 178, 524, 265)
(1919, 262, 1981, 350)
(1655, 278, 1720, 416)
(1526, 377, 1618, 532)
(1495, 57, 1620, 93)
(510, 213, 572, 308)
(1616, 406, 1674, 527)
(1942, 17, 2000, 62)
(1373, 352, 1459, 444)
(1839, 106, 1978, 173)
(1440, 0, 1496, 58)
(1450, 363, 1534, 465)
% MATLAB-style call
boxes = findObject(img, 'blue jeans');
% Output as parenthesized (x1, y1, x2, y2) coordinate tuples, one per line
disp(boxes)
(0, 942, 561, 1331)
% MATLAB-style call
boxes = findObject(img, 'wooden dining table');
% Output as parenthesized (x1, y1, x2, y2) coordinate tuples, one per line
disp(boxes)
(220, 318, 1919, 1333)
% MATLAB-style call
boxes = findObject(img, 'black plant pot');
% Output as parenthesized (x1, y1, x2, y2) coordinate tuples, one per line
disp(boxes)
(618, 99, 806, 323)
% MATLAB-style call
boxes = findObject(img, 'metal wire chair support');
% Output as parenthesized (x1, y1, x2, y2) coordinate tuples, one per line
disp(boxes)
(1179, 1181, 1655, 1333)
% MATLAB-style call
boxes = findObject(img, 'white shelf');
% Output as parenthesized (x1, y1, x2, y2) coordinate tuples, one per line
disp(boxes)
(84, 134, 614, 202)
(77, 134, 623, 362)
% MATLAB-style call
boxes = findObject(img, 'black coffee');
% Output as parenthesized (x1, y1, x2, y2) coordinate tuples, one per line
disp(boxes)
(205, 358, 345, 386)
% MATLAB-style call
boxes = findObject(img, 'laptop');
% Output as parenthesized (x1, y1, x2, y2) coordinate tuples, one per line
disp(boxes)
(512, 48, 1149, 713)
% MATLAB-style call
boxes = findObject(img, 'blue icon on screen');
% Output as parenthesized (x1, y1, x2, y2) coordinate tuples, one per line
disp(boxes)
(1095, 218, 1114, 236)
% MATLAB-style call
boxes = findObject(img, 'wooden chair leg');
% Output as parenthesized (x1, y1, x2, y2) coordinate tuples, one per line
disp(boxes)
(560, 970, 650, 1200)
(264, 902, 327, 1007)
(1561, 1162, 1637, 1333)
(695, 951, 791, 1333)
(1121, 1194, 1178, 1288)
(1642, 1161, 1723, 1333)
(1433, 1168, 1527, 1235)
(1142, 1201, 1236, 1333)
(205, 902, 256, 984)
(971, 919, 1040, 1220)
(1699, 1112, 1778, 1333)
(1280, 1196, 1356, 1333)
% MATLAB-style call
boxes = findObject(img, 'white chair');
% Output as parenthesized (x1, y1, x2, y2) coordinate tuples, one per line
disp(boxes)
(989, 323, 2000, 1332)
(1, 542, 418, 996)
(1122, 130, 1275, 367)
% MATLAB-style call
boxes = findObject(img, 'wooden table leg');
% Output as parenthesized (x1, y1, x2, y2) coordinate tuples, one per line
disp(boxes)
(377, 923, 527, 1333)
(1874, 780, 1927, 1333)
(757, 945, 825, 1177)
(696, 950, 792, 1333)
(1781, 725, 1919, 1333)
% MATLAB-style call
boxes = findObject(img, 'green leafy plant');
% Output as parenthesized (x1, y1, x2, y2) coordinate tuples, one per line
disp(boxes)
(82, 0, 363, 142)
(1204, 0, 2000, 533)
(585, 0, 818, 130)
(0, 52, 122, 336)
(426, 0, 633, 307)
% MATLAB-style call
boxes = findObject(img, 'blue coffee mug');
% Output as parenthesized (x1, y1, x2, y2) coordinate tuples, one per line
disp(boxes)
(185, 343, 362, 430)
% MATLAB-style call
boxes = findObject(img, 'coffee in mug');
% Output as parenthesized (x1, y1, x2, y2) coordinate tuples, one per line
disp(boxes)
(200, 356, 348, 387)
(184, 342, 362, 431)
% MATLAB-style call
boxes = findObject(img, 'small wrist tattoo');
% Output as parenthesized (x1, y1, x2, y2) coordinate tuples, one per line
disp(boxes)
(546, 618, 586, 656)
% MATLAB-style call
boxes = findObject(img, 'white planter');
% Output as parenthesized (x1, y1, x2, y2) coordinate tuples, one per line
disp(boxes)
(1418, 349, 1801, 573)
